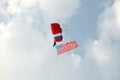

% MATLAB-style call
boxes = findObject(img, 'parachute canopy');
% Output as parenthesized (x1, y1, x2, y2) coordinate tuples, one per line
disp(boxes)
(51, 23, 63, 42)
(55, 41, 78, 55)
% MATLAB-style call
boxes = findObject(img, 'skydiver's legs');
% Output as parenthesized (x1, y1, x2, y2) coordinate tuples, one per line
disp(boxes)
(53, 42, 56, 47)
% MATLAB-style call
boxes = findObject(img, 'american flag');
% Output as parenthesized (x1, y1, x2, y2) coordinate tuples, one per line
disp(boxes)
(55, 41, 78, 55)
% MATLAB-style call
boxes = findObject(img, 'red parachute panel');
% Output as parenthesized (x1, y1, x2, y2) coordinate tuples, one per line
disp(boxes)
(51, 23, 63, 42)
(51, 23, 62, 35)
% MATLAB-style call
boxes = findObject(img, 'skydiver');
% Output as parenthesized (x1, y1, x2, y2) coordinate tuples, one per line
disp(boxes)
(53, 42, 56, 47)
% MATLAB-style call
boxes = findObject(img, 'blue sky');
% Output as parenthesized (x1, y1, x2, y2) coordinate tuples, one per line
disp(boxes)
(64, 0, 104, 56)
(0, 0, 120, 80)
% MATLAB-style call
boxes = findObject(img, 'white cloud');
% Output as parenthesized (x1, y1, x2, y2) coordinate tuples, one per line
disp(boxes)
(71, 53, 82, 68)
(0, 0, 81, 80)
(39, 0, 80, 23)
(1, 0, 120, 80)
(85, 0, 120, 80)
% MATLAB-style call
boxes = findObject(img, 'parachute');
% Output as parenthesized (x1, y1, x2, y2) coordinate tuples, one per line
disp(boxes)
(51, 23, 63, 42)
(55, 41, 78, 55)
(51, 23, 79, 55)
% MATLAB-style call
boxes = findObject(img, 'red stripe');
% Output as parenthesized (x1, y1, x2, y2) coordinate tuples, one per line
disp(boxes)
(57, 41, 78, 55)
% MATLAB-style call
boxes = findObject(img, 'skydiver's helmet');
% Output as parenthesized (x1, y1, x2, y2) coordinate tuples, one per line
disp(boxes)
(53, 42, 56, 47)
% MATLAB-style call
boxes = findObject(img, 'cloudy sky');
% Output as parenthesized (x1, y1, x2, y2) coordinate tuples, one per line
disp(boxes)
(0, 0, 120, 80)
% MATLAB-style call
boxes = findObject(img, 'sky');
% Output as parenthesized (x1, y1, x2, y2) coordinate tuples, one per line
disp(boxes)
(0, 0, 120, 80)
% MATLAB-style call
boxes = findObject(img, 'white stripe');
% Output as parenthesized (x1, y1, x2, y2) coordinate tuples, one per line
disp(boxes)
(53, 33, 62, 37)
